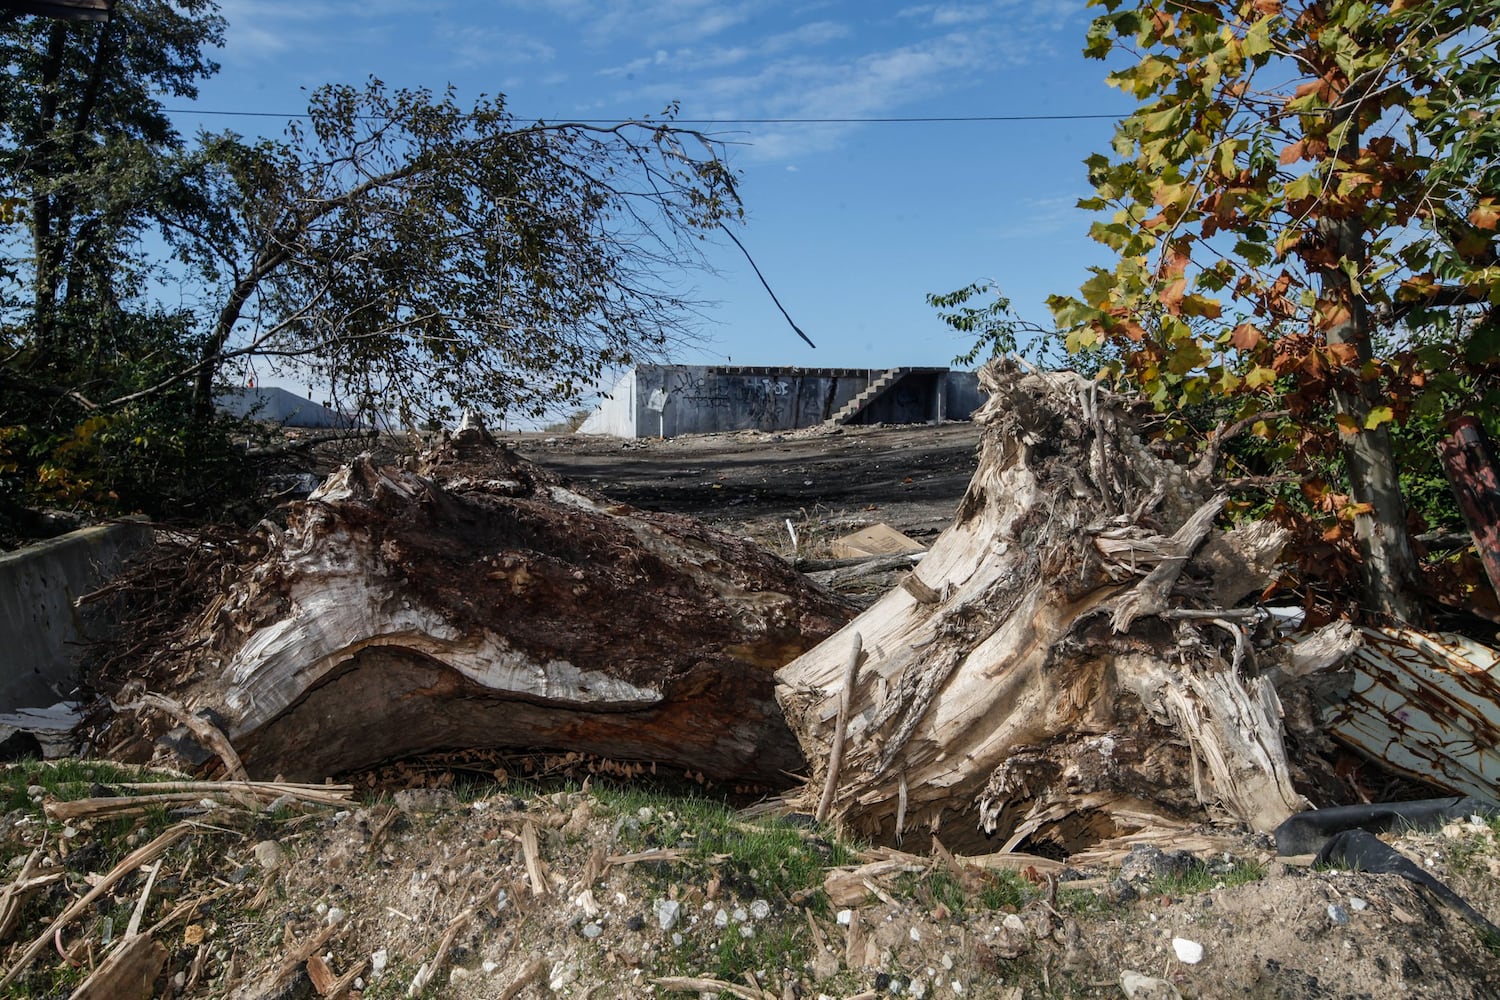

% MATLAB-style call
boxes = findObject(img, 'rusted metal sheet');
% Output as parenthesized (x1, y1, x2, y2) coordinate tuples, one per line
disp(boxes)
(1438, 416, 1500, 603)
(1323, 628, 1500, 805)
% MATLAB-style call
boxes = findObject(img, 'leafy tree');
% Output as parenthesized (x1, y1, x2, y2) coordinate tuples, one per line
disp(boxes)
(1050, 0, 1500, 622)
(0, 2, 741, 535)
(0, 1, 235, 536)
(168, 81, 741, 429)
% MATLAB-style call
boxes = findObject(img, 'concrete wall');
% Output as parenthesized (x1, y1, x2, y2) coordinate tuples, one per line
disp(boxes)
(0, 521, 153, 712)
(579, 365, 989, 438)
(945, 371, 986, 421)
(579, 368, 638, 437)
(637, 366, 869, 436)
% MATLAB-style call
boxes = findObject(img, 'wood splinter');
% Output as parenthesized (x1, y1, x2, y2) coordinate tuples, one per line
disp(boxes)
(816, 631, 863, 824)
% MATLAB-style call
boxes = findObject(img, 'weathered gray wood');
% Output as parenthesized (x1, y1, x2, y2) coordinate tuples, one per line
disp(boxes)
(777, 363, 1307, 852)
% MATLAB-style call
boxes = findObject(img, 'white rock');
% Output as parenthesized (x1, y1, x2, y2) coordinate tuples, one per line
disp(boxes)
(655, 899, 681, 931)
(749, 899, 771, 920)
(739, 924, 754, 938)
(370, 948, 388, 978)
(1349, 897, 1368, 912)
(582, 922, 603, 939)
(1001, 914, 1026, 934)
(732, 907, 748, 923)
(252, 840, 285, 871)
(1171, 937, 1204, 964)
(713, 908, 729, 928)
(836, 909, 853, 926)
(326, 907, 346, 926)
(548, 963, 576, 992)
(909, 926, 921, 942)
(1120, 970, 1184, 999)
(481, 960, 498, 974)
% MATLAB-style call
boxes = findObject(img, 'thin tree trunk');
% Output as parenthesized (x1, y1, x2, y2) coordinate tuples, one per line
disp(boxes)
(1316, 116, 1423, 624)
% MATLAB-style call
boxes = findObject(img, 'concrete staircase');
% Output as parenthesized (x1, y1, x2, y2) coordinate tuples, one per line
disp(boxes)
(827, 367, 947, 426)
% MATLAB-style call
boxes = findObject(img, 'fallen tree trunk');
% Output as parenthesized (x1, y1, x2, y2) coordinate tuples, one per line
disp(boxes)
(93, 424, 855, 784)
(776, 363, 1328, 852)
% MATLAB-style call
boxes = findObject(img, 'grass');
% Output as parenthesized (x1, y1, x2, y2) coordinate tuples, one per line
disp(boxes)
(592, 786, 858, 905)
(1150, 859, 1267, 897)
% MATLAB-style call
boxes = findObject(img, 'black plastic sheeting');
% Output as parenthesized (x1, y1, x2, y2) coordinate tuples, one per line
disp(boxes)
(1273, 797, 1500, 938)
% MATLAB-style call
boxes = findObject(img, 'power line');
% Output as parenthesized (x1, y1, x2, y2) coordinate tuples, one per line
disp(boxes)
(162, 107, 1119, 125)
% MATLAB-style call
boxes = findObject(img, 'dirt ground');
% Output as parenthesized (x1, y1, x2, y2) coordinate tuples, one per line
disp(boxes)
(3, 759, 1499, 1000)
(510, 421, 982, 561)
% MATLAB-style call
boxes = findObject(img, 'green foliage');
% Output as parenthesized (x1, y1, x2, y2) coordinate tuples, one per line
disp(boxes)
(1049, 0, 1500, 617)
(177, 80, 742, 430)
(928, 280, 1073, 369)
(0, 4, 743, 537)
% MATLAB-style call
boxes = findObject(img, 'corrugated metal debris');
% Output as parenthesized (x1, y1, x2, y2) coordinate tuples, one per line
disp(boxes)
(1324, 628, 1500, 805)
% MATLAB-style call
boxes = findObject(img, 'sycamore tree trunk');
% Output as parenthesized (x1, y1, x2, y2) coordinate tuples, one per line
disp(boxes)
(775, 362, 1346, 853)
(95, 423, 856, 785)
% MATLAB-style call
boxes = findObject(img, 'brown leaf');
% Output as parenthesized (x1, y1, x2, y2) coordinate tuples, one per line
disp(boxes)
(1230, 323, 1263, 351)
(1279, 140, 1306, 165)
(1160, 277, 1187, 314)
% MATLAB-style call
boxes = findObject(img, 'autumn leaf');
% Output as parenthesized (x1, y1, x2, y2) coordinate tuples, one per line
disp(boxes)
(1334, 413, 1361, 435)
(1279, 140, 1305, 165)
(1470, 199, 1500, 231)
(1364, 405, 1394, 430)
(1229, 322, 1262, 351)
(1160, 277, 1187, 314)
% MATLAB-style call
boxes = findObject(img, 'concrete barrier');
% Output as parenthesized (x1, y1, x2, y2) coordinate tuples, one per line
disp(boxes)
(0, 520, 153, 712)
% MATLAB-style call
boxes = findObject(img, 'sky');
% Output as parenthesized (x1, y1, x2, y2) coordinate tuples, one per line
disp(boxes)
(174, 0, 1138, 386)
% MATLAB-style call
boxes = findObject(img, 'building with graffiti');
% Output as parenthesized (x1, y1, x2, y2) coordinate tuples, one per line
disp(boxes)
(579, 365, 986, 438)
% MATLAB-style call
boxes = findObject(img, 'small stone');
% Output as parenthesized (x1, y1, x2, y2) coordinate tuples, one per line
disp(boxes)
(626, 914, 646, 932)
(836, 909, 853, 926)
(671, 932, 683, 946)
(655, 899, 681, 931)
(482, 960, 498, 974)
(582, 922, 603, 939)
(252, 840, 285, 871)
(392, 788, 457, 815)
(732, 906, 748, 923)
(370, 948, 388, 978)
(739, 924, 754, 938)
(909, 926, 921, 942)
(1171, 938, 1204, 964)
(1349, 897, 1368, 912)
(1120, 970, 1184, 1000)
(1001, 914, 1026, 934)
(749, 899, 771, 920)
(713, 908, 729, 928)
(326, 907, 346, 926)
(1328, 904, 1349, 926)
(548, 963, 576, 992)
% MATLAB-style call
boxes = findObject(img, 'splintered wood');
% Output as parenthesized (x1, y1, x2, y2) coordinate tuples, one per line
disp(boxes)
(777, 362, 1314, 853)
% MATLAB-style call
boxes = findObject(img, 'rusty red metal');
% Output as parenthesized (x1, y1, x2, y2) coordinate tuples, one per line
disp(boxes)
(1438, 416, 1500, 604)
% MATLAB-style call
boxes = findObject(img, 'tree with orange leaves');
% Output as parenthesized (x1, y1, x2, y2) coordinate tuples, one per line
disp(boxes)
(1051, 0, 1500, 623)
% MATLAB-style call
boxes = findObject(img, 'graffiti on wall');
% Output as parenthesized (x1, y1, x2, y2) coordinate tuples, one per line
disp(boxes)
(667, 371, 793, 428)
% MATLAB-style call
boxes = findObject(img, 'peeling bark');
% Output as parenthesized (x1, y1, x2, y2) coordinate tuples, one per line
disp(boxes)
(97, 425, 855, 784)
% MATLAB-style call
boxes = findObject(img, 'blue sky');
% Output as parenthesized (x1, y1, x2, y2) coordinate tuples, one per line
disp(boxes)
(178, 0, 1136, 376)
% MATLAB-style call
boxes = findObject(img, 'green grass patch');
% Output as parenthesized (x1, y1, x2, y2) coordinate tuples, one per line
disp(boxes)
(593, 787, 857, 905)
(1151, 859, 1266, 897)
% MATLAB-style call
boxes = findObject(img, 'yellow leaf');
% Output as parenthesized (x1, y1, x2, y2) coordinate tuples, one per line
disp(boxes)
(1364, 406, 1394, 430)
